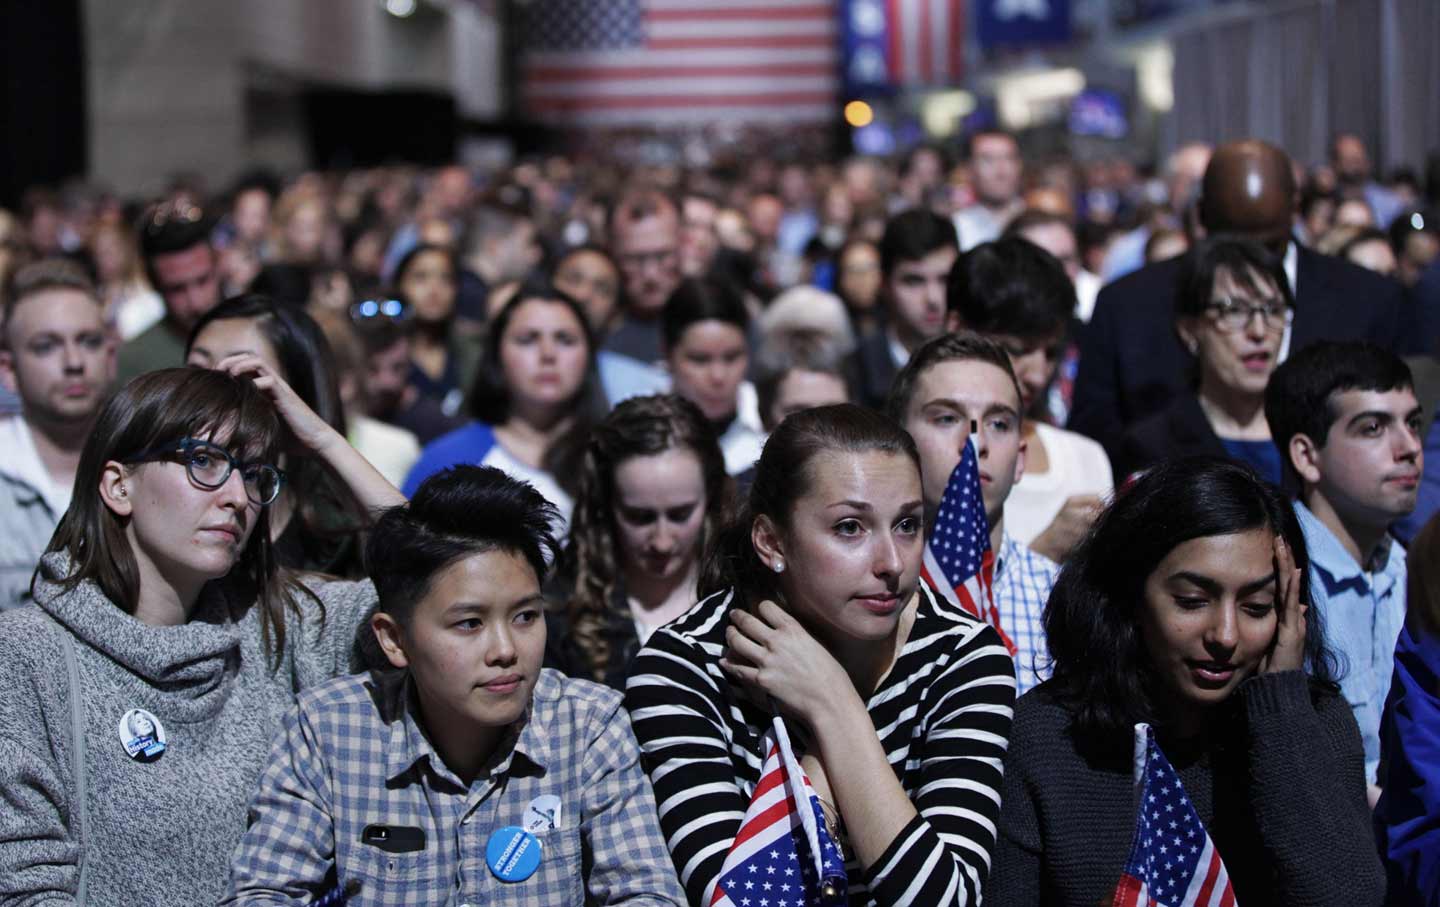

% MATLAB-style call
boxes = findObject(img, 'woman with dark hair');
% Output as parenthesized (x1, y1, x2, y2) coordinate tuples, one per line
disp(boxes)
(550, 394, 730, 688)
(626, 403, 1016, 907)
(1116, 238, 1294, 485)
(0, 365, 402, 906)
(987, 457, 1384, 907)
(661, 276, 764, 475)
(1377, 512, 1440, 904)
(402, 277, 605, 532)
(187, 293, 368, 575)
(393, 242, 482, 416)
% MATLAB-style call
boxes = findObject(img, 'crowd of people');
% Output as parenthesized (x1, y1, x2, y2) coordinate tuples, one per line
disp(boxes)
(0, 126, 1437, 906)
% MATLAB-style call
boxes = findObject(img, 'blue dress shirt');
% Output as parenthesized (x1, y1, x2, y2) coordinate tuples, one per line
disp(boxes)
(1295, 501, 1408, 784)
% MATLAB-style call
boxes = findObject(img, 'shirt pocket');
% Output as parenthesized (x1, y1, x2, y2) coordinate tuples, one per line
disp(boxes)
(523, 825, 584, 907)
(350, 843, 448, 900)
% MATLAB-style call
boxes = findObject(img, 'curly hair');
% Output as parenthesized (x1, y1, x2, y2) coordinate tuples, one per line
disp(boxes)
(562, 394, 730, 681)
(1044, 457, 1339, 743)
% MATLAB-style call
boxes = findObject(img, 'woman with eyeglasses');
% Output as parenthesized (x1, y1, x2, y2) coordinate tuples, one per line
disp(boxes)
(186, 294, 369, 576)
(0, 363, 402, 906)
(1116, 239, 1294, 485)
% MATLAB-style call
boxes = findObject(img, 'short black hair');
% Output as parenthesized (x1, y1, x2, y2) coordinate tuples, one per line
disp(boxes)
(878, 209, 958, 277)
(137, 201, 214, 288)
(947, 238, 1075, 341)
(1174, 236, 1292, 320)
(366, 465, 560, 626)
(660, 276, 749, 350)
(885, 331, 1023, 423)
(1264, 340, 1415, 487)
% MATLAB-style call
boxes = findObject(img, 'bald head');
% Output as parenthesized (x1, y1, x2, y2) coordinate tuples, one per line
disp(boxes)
(1199, 141, 1296, 242)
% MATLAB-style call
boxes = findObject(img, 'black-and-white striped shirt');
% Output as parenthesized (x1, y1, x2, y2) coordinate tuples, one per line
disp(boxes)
(624, 584, 1016, 907)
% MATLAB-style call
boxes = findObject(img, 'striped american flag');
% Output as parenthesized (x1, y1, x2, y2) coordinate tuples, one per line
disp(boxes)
(843, 0, 964, 90)
(518, 0, 840, 126)
(1112, 724, 1237, 907)
(710, 717, 848, 907)
(920, 434, 1013, 654)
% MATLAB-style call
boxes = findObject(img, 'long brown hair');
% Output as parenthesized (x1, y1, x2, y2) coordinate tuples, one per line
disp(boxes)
(42, 367, 302, 659)
(562, 394, 730, 680)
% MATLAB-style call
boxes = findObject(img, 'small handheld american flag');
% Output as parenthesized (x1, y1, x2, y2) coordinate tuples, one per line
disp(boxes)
(1112, 724, 1237, 907)
(920, 433, 1014, 654)
(710, 717, 848, 907)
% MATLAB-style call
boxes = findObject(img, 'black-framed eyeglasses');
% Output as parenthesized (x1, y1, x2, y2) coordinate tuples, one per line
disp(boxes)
(128, 437, 285, 506)
(350, 297, 410, 324)
(1204, 297, 1294, 333)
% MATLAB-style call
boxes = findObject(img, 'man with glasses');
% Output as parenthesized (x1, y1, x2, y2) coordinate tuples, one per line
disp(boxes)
(604, 188, 683, 366)
(1072, 139, 1414, 465)
(116, 201, 223, 384)
(0, 260, 115, 608)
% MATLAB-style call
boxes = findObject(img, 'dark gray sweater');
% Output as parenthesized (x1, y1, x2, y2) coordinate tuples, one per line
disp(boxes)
(986, 670, 1385, 907)
(0, 555, 377, 907)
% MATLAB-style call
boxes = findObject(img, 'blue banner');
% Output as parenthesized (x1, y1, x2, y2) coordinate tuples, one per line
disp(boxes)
(977, 0, 1071, 49)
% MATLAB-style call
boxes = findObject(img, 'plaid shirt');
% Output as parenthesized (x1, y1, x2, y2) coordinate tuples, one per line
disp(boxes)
(993, 533, 1059, 696)
(223, 668, 683, 907)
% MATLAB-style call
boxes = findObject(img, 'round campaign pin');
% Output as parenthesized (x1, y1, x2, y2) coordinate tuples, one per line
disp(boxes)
(118, 708, 167, 762)
(485, 825, 542, 883)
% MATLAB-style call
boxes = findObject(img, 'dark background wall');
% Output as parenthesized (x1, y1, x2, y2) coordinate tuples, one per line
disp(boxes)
(0, 0, 87, 208)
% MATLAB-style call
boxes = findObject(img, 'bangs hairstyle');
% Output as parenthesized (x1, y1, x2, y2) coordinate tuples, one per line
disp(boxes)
(43, 367, 300, 657)
(1174, 236, 1293, 320)
(366, 465, 560, 626)
(563, 394, 731, 681)
(700, 403, 920, 606)
(947, 237, 1076, 341)
(1043, 457, 1338, 745)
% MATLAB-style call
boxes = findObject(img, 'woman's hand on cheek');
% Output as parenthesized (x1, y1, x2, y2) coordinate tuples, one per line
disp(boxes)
(719, 600, 859, 728)
(1260, 536, 1307, 674)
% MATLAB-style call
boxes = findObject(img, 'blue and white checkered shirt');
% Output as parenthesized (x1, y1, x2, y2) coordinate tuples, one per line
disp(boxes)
(993, 534, 1060, 696)
(223, 668, 684, 907)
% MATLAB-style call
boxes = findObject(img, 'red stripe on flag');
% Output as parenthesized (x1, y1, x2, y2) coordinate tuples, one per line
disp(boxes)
(886, 0, 903, 82)
(1219, 884, 1236, 907)
(1111, 874, 1143, 907)
(527, 62, 832, 82)
(648, 34, 831, 50)
(529, 91, 835, 111)
(919, 0, 933, 83)
(948, 0, 963, 81)
(1194, 847, 1223, 907)
(647, 4, 833, 21)
(730, 796, 793, 850)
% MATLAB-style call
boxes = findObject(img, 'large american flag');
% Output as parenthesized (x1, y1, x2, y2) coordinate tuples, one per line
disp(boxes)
(711, 717, 848, 907)
(518, 0, 840, 126)
(1112, 724, 1237, 907)
(920, 435, 1014, 654)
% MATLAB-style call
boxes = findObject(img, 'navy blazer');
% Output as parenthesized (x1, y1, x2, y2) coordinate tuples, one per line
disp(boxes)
(1114, 393, 1228, 483)
(1070, 244, 1413, 462)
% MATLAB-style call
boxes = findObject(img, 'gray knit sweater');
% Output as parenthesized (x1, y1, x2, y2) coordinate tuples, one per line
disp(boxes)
(0, 554, 378, 907)
(986, 670, 1386, 907)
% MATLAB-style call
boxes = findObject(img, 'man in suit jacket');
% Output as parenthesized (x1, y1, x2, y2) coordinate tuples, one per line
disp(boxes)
(1070, 139, 1413, 462)
(850, 209, 959, 409)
